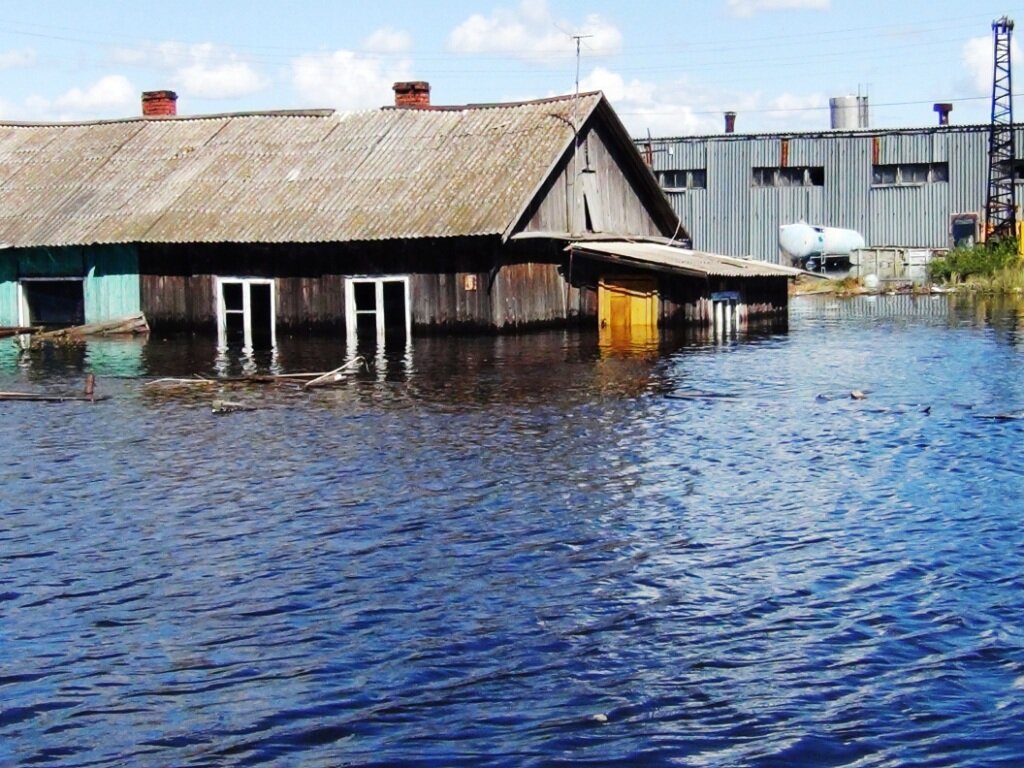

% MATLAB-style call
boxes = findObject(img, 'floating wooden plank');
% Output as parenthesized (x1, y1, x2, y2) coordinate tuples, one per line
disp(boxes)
(0, 326, 39, 339)
(30, 313, 150, 345)
(0, 374, 104, 403)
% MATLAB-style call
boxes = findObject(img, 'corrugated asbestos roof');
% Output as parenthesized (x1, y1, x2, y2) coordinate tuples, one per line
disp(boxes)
(0, 93, 605, 248)
(568, 240, 802, 278)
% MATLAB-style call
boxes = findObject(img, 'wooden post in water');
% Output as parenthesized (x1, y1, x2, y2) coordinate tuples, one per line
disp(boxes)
(84, 374, 96, 403)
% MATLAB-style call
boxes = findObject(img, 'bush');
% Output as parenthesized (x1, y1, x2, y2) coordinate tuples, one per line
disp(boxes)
(930, 239, 1020, 282)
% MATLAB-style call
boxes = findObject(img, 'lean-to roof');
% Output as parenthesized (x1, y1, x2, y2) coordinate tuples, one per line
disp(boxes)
(0, 93, 629, 248)
(568, 240, 802, 279)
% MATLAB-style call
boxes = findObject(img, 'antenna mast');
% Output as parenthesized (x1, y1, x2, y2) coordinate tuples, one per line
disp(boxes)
(986, 16, 1016, 245)
(569, 33, 592, 235)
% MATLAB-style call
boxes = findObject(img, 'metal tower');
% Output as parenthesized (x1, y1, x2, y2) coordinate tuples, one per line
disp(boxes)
(986, 16, 1016, 244)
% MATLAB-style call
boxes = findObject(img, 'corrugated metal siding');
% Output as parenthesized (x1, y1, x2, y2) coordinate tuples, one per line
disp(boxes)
(0, 94, 608, 248)
(642, 125, 994, 263)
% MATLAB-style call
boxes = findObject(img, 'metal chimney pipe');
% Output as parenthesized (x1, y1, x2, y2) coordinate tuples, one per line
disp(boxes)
(933, 103, 953, 125)
(724, 111, 736, 134)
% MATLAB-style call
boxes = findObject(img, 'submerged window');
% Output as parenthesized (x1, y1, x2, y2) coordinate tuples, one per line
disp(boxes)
(344, 276, 411, 348)
(19, 278, 85, 327)
(751, 166, 824, 187)
(658, 169, 707, 190)
(872, 162, 949, 186)
(215, 277, 276, 352)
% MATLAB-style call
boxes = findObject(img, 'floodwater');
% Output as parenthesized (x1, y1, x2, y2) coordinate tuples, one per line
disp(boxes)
(2, 294, 1023, 767)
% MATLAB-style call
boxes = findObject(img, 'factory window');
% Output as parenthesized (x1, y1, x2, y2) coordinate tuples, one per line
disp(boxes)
(1013, 159, 1024, 181)
(751, 166, 824, 187)
(871, 162, 949, 186)
(658, 169, 706, 190)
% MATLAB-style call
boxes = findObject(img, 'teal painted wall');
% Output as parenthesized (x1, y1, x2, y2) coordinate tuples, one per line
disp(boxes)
(84, 246, 141, 323)
(0, 245, 140, 326)
(0, 254, 16, 326)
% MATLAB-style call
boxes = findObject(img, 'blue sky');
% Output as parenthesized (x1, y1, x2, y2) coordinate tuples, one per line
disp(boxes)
(0, 0, 1021, 136)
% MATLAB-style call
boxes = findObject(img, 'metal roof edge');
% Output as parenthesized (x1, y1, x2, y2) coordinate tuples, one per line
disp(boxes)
(637, 122, 999, 143)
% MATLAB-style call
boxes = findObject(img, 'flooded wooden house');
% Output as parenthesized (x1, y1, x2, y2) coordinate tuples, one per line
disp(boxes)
(0, 83, 794, 349)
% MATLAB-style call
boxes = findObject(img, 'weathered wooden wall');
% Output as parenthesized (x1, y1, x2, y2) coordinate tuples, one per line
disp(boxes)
(139, 238, 786, 335)
(519, 120, 675, 238)
(139, 238, 599, 334)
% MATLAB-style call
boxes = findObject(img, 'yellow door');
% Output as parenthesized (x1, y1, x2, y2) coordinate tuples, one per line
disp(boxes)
(598, 276, 659, 349)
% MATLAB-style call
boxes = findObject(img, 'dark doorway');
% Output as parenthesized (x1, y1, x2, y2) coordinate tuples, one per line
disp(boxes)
(22, 280, 85, 327)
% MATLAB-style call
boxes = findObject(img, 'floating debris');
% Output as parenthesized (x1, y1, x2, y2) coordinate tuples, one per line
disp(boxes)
(665, 390, 737, 401)
(211, 399, 257, 415)
(974, 411, 1024, 421)
(850, 390, 867, 400)
(0, 374, 104, 403)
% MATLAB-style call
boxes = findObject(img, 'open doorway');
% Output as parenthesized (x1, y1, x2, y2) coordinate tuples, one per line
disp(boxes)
(19, 278, 85, 327)
(344, 276, 411, 347)
(215, 277, 276, 351)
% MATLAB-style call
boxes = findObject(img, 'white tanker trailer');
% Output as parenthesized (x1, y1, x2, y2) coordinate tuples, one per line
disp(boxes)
(779, 222, 865, 271)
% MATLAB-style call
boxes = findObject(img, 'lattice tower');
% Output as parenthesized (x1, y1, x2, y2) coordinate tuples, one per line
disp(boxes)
(986, 16, 1016, 244)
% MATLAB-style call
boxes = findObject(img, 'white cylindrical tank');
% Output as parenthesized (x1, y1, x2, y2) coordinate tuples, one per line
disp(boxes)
(830, 95, 869, 129)
(780, 223, 865, 260)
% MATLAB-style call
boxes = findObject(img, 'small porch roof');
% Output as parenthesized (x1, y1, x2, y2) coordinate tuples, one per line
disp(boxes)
(567, 240, 802, 279)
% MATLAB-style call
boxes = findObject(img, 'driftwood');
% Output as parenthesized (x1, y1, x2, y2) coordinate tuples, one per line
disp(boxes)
(28, 313, 150, 346)
(0, 374, 104, 403)
(212, 399, 257, 414)
(0, 326, 40, 339)
(143, 358, 366, 392)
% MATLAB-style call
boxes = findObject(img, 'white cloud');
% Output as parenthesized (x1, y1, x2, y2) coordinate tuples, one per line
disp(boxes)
(578, 66, 828, 136)
(290, 50, 412, 111)
(54, 75, 135, 113)
(960, 34, 1024, 95)
(0, 48, 36, 69)
(726, 0, 830, 17)
(0, 75, 137, 121)
(448, 0, 621, 63)
(363, 28, 412, 54)
(110, 41, 268, 99)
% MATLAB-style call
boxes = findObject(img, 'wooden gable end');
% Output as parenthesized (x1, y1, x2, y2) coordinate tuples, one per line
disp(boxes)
(513, 108, 680, 240)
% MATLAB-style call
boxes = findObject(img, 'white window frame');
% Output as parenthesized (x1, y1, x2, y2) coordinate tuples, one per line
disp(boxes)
(215, 277, 276, 352)
(344, 276, 411, 347)
(17, 276, 85, 327)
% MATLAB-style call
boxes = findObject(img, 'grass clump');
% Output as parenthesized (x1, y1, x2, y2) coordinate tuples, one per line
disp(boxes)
(929, 239, 1021, 284)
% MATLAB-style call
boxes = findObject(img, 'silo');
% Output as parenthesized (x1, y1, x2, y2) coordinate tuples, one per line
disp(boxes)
(830, 95, 869, 129)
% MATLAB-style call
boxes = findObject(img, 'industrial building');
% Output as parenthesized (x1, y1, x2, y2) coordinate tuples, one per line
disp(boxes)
(637, 104, 1019, 265)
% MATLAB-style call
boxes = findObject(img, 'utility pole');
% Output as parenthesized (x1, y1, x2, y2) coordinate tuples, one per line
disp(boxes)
(986, 16, 1016, 245)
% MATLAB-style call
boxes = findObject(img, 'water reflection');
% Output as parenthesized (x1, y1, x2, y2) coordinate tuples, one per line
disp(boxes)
(4, 295, 1024, 767)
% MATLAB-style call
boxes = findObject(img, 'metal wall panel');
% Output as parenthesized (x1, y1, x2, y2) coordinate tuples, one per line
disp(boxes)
(645, 125, 993, 262)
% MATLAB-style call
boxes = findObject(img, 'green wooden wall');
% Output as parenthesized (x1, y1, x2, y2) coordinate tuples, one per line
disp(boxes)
(0, 245, 141, 326)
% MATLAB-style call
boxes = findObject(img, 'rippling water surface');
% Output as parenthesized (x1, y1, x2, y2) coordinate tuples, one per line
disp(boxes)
(2, 295, 1024, 767)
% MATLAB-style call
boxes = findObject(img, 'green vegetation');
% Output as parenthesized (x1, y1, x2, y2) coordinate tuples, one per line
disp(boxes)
(929, 239, 1022, 285)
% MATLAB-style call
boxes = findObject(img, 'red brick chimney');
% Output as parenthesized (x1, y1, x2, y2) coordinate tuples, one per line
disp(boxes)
(393, 81, 430, 109)
(142, 90, 178, 117)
